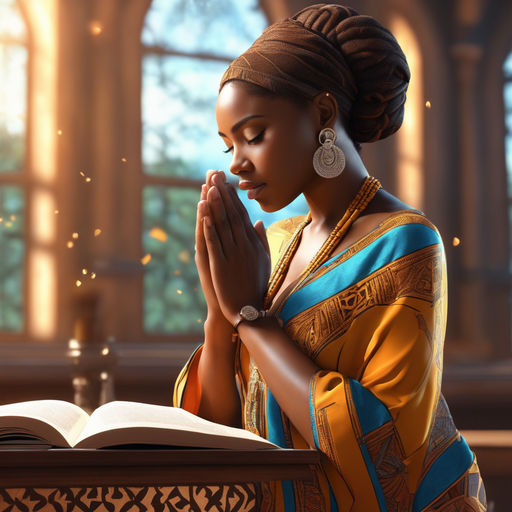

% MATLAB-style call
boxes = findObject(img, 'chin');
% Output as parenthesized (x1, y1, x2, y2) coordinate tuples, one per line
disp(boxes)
(256, 199, 286, 213)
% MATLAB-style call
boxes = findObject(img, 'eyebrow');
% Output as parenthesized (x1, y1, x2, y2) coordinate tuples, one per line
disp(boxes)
(218, 115, 264, 137)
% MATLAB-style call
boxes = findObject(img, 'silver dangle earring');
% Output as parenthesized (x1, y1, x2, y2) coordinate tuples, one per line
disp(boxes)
(312, 127, 345, 179)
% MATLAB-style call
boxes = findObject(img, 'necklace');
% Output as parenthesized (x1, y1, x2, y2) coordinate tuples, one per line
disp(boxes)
(263, 176, 381, 310)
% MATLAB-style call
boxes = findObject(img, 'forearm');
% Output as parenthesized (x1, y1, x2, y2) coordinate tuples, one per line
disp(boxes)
(197, 318, 242, 427)
(237, 317, 319, 447)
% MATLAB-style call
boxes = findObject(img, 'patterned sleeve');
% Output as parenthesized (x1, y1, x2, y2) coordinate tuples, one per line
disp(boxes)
(280, 216, 473, 508)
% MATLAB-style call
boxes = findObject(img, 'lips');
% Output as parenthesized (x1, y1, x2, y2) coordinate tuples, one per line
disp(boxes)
(238, 180, 266, 200)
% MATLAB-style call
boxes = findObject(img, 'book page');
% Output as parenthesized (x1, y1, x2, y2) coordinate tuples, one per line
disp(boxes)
(75, 401, 276, 449)
(0, 400, 90, 447)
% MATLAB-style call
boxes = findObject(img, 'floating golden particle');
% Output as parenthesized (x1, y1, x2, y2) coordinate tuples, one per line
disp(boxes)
(54, 209, 59, 215)
(90, 272, 96, 279)
(149, 227, 168, 242)
(178, 249, 191, 263)
(72, 232, 79, 239)
(10, 214, 16, 221)
(5, 221, 12, 228)
(197, 318, 202, 324)
(85, 177, 92, 183)
(141, 253, 152, 265)
(94, 228, 102, 237)
(67, 241, 74, 248)
(75, 280, 82, 287)
(101, 347, 109, 356)
(89, 21, 103, 36)
(121, 157, 127, 163)
(57, 129, 63, 135)
(425, 100, 432, 109)
(0, 217, 3, 223)
(80, 171, 86, 177)
(176, 289, 183, 295)
(82, 268, 88, 275)
(173, 269, 181, 276)
(452, 236, 461, 246)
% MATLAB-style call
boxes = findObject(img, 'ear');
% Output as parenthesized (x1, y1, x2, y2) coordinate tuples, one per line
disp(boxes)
(312, 92, 339, 129)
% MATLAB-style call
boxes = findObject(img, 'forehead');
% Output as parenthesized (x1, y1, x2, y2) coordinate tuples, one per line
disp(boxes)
(216, 81, 304, 132)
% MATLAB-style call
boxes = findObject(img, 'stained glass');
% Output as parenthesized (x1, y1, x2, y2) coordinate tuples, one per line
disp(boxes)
(0, 186, 24, 331)
(143, 186, 205, 333)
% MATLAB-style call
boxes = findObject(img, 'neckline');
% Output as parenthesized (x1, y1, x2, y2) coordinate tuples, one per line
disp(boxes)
(268, 208, 425, 313)
(264, 176, 382, 310)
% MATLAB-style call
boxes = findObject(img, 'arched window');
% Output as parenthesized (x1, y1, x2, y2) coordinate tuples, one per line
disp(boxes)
(141, 0, 269, 334)
(0, 0, 27, 332)
(390, 15, 424, 211)
(504, 49, 512, 270)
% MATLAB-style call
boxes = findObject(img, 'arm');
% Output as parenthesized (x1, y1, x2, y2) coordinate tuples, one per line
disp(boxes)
(203, 173, 319, 445)
(188, 171, 241, 426)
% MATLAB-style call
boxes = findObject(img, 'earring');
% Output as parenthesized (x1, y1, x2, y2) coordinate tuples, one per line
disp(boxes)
(313, 128, 345, 179)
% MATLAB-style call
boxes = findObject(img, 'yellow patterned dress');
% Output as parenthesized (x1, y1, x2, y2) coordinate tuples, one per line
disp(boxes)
(174, 211, 487, 512)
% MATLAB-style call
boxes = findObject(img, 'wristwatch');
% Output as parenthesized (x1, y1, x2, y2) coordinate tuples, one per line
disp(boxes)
(233, 305, 267, 332)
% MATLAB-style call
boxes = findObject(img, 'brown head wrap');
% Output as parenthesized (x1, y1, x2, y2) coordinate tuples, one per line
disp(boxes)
(220, 4, 410, 143)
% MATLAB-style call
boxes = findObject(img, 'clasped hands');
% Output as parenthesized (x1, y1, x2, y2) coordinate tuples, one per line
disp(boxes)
(195, 170, 271, 329)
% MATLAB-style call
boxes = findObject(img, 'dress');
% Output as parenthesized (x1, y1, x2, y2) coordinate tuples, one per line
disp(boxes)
(174, 210, 487, 512)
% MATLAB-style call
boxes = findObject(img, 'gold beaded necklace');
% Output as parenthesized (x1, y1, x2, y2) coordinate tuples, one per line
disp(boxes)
(263, 176, 381, 310)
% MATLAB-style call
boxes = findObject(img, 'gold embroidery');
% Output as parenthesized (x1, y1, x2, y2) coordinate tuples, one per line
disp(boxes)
(286, 245, 444, 359)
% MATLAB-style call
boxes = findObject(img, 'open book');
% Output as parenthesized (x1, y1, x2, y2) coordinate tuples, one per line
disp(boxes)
(0, 400, 277, 450)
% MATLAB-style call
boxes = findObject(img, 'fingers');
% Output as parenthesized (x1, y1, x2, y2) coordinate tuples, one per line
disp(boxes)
(207, 185, 234, 252)
(224, 181, 263, 248)
(203, 215, 225, 263)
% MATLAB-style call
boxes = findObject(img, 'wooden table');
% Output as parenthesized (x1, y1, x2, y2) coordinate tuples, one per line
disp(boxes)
(0, 448, 320, 511)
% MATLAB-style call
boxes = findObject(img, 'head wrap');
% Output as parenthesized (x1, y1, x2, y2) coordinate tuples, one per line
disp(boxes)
(220, 4, 410, 143)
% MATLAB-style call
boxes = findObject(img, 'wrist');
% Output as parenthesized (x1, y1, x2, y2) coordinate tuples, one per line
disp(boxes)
(232, 305, 268, 332)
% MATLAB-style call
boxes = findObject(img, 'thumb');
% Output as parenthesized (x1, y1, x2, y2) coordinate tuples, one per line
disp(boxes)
(254, 220, 270, 256)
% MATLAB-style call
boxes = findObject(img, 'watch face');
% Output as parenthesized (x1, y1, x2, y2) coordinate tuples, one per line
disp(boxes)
(240, 305, 260, 321)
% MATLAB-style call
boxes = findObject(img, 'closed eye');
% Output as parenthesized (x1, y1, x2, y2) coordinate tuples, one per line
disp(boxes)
(248, 130, 264, 144)
(222, 130, 264, 154)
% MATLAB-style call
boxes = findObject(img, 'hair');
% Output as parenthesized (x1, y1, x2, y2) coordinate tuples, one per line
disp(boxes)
(219, 4, 410, 144)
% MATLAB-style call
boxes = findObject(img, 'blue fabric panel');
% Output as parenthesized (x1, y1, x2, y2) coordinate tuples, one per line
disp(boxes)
(349, 379, 392, 435)
(309, 376, 321, 449)
(266, 390, 296, 512)
(360, 443, 389, 511)
(280, 223, 440, 324)
(412, 436, 474, 512)
(328, 481, 339, 512)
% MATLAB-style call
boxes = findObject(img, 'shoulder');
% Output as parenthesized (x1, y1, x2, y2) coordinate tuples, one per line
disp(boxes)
(266, 216, 308, 238)
(266, 216, 307, 268)
(325, 209, 444, 273)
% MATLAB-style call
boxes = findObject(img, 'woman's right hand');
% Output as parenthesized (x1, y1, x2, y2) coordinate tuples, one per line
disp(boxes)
(195, 170, 231, 328)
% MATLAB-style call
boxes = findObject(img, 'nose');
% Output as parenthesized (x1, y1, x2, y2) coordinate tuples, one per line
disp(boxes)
(229, 147, 251, 176)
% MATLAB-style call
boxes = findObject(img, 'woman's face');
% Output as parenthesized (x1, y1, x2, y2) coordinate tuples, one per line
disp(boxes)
(216, 81, 320, 212)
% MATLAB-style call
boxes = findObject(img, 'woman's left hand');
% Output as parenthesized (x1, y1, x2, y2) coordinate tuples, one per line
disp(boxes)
(203, 172, 271, 325)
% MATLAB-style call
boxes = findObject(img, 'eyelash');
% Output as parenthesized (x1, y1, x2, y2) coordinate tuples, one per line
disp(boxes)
(223, 130, 264, 154)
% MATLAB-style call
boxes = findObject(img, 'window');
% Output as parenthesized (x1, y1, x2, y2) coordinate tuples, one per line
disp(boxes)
(0, 0, 27, 333)
(141, 0, 307, 336)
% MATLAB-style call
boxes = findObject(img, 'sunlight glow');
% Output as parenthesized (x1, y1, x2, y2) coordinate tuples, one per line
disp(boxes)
(29, 249, 56, 339)
(391, 15, 424, 211)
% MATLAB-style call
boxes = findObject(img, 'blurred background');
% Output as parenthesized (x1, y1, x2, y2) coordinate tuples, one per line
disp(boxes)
(0, 0, 511, 505)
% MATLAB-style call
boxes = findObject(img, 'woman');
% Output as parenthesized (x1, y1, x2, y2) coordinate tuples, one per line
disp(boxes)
(174, 4, 486, 511)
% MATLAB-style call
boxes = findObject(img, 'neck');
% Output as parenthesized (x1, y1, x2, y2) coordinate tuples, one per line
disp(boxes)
(304, 163, 369, 233)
